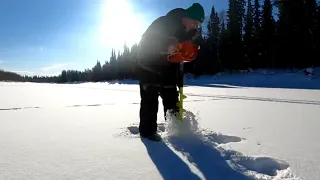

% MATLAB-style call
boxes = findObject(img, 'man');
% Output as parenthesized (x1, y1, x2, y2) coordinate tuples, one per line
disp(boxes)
(136, 3, 205, 141)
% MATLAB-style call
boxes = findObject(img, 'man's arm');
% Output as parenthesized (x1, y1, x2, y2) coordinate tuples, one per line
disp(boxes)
(137, 17, 178, 61)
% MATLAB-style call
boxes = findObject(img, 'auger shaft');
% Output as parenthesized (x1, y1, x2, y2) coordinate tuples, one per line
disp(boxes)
(176, 62, 187, 120)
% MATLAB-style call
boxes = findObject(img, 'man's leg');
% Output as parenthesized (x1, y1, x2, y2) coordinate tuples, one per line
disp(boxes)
(160, 86, 179, 120)
(139, 83, 159, 137)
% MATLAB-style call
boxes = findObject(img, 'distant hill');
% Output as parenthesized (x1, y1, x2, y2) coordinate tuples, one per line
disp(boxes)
(0, 69, 26, 82)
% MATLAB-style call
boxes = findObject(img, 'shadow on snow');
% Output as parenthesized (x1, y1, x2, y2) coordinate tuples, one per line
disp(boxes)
(141, 135, 253, 180)
(141, 138, 201, 180)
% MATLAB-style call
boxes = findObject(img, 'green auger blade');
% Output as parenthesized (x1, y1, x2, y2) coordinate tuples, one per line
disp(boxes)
(177, 87, 187, 120)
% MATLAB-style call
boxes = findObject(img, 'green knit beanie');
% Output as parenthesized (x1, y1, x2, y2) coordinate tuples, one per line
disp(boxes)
(185, 3, 205, 23)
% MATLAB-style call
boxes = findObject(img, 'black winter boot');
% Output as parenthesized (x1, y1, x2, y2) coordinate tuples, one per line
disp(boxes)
(140, 133, 162, 142)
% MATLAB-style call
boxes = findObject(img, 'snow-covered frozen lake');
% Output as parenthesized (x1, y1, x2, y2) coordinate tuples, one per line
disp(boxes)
(1, 70, 319, 180)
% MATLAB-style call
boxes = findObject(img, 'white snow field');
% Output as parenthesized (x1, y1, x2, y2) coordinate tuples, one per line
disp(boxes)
(1, 69, 319, 180)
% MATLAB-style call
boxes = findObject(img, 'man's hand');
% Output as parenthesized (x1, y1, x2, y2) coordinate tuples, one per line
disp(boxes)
(167, 36, 179, 54)
(168, 44, 177, 54)
(160, 36, 179, 55)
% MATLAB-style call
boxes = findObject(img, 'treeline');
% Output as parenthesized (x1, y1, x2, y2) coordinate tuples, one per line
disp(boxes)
(0, 69, 26, 82)
(190, 0, 320, 74)
(1, 0, 320, 83)
(58, 44, 139, 83)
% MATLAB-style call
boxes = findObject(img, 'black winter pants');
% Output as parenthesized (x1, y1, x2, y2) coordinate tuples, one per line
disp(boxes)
(139, 83, 179, 137)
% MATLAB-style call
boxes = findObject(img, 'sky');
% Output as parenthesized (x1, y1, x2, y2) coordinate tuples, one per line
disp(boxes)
(0, 0, 228, 76)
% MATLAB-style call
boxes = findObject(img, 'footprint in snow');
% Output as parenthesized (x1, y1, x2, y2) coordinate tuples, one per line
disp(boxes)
(243, 127, 252, 130)
(127, 126, 139, 135)
(202, 131, 244, 144)
(230, 154, 291, 177)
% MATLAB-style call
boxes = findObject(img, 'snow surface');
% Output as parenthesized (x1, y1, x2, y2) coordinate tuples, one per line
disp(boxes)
(1, 70, 319, 180)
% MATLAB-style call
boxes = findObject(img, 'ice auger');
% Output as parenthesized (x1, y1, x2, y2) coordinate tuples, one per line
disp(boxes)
(176, 63, 187, 120)
(167, 41, 200, 121)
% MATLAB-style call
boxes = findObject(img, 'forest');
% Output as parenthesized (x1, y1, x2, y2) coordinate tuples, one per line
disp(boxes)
(1, 0, 319, 83)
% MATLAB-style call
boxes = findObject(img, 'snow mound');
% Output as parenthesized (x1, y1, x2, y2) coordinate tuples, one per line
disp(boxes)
(116, 110, 301, 179)
(163, 111, 300, 180)
(164, 110, 201, 137)
(227, 153, 301, 179)
(232, 156, 289, 176)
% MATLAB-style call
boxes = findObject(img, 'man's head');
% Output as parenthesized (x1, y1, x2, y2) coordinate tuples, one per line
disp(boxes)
(182, 3, 205, 31)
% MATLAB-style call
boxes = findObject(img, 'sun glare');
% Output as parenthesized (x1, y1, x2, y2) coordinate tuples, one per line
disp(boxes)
(97, 0, 145, 51)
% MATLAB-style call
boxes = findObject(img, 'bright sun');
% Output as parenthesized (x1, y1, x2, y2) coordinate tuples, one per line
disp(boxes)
(97, 0, 146, 51)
